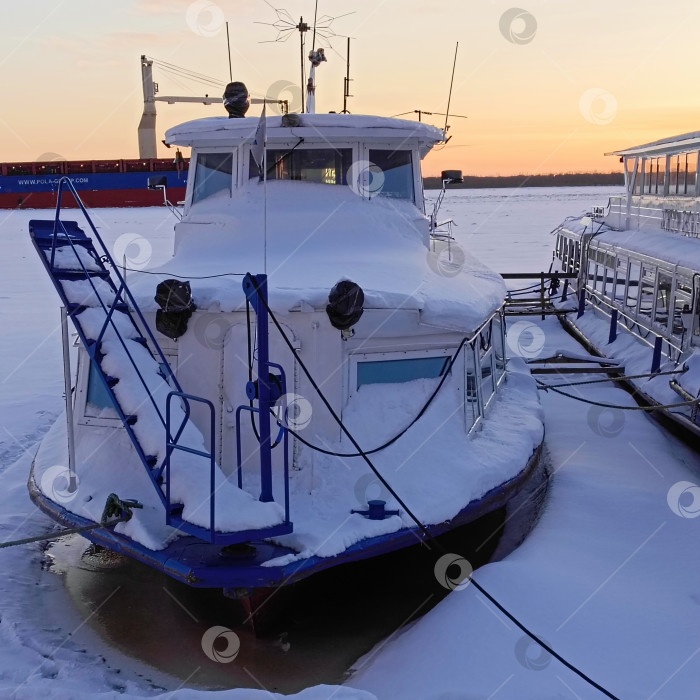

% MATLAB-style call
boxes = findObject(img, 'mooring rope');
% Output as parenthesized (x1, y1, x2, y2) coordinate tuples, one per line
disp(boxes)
(248, 275, 620, 699)
(0, 494, 142, 550)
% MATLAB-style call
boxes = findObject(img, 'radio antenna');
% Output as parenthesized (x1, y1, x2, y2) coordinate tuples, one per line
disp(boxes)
(342, 37, 352, 113)
(225, 22, 233, 82)
(443, 42, 459, 136)
(257, 1, 353, 113)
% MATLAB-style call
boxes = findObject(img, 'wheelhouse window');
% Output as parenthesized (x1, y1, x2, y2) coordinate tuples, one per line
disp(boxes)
(193, 152, 233, 204)
(356, 356, 449, 390)
(368, 150, 414, 200)
(249, 148, 352, 184)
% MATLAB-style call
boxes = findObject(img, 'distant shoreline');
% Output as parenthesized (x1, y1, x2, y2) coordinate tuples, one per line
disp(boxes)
(423, 173, 624, 189)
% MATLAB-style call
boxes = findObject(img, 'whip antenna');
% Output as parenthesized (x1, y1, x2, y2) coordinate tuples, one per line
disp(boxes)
(443, 42, 459, 136)
(225, 22, 233, 82)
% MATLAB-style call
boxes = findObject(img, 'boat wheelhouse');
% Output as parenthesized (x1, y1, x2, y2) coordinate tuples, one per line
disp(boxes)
(553, 131, 700, 435)
(27, 102, 544, 600)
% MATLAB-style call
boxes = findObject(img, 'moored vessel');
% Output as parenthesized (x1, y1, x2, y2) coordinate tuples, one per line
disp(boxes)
(552, 131, 700, 436)
(26, 55, 545, 604)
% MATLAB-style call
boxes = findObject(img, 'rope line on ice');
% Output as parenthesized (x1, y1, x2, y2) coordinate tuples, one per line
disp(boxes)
(249, 275, 620, 700)
(536, 379, 699, 411)
(0, 494, 142, 550)
(535, 368, 685, 389)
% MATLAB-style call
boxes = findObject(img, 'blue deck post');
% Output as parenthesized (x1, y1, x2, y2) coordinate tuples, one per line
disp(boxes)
(651, 336, 663, 375)
(243, 274, 274, 503)
(561, 279, 569, 303)
(577, 289, 586, 318)
(608, 309, 618, 344)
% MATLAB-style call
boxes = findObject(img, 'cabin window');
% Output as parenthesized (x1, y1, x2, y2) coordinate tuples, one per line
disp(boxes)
(193, 152, 233, 204)
(669, 152, 698, 196)
(250, 148, 352, 184)
(633, 159, 644, 195)
(367, 150, 414, 200)
(687, 152, 698, 195)
(356, 355, 449, 390)
(645, 156, 666, 195)
(85, 361, 118, 418)
(669, 155, 681, 195)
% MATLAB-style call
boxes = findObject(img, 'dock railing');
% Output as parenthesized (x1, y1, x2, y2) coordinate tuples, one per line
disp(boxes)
(501, 272, 578, 319)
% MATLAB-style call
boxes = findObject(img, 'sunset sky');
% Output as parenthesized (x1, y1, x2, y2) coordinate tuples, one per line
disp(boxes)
(2, 0, 699, 176)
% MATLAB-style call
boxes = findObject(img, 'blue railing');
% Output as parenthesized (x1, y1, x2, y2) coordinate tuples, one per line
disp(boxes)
(31, 177, 293, 545)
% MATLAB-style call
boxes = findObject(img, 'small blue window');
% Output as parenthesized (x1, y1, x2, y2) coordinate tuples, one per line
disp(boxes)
(357, 356, 449, 389)
(86, 361, 116, 415)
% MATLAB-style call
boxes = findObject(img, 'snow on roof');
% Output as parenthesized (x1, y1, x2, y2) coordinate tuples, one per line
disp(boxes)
(165, 113, 445, 151)
(606, 130, 700, 157)
(129, 179, 506, 335)
(561, 217, 700, 272)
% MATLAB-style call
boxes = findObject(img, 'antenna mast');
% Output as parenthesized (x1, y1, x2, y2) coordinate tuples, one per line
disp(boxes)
(258, 2, 352, 114)
(443, 42, 459, 136)
(225, 22, 233, 82)
(342, 37, 352, 113)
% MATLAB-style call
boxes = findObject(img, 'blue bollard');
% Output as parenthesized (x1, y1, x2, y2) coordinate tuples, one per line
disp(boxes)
(608, 309, 618, 344)
(651, 336, 663, 374)
(352, 500, 400, 521)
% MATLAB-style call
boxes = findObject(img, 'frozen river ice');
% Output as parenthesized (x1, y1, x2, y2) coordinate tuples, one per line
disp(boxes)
(4, 186, 700, 698)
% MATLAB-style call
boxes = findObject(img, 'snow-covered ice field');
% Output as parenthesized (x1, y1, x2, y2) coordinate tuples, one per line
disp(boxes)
(3, 186, 700, 698)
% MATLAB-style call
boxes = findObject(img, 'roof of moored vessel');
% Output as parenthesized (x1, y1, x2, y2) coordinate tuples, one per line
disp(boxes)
(165, 113, 445, 155)
(606, 130, 700, 157)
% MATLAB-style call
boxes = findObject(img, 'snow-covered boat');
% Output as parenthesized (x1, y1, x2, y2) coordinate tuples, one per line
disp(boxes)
(552, 130, 700, 437)
(27, 73, 544, 602)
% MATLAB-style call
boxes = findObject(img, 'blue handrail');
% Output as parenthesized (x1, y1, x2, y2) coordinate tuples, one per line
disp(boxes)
(31, 183, 293, 545)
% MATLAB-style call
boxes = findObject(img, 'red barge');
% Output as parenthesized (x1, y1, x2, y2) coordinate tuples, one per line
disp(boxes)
(0, 157, 189, 209)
